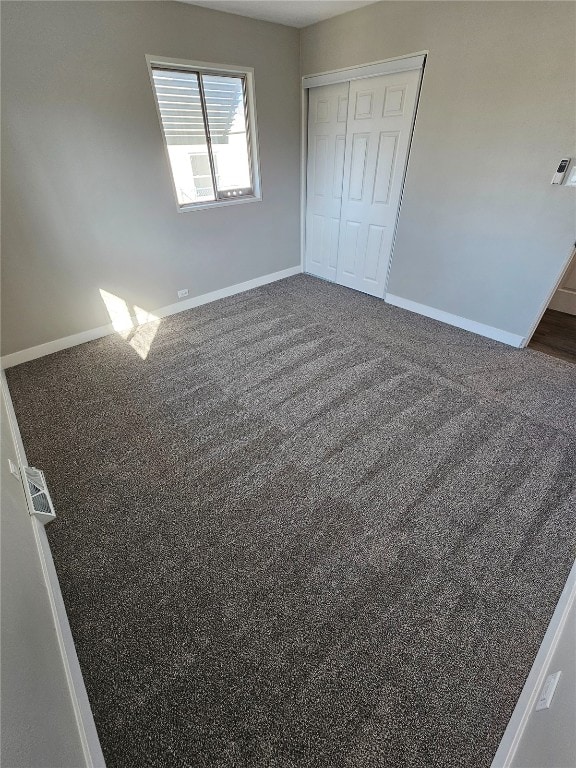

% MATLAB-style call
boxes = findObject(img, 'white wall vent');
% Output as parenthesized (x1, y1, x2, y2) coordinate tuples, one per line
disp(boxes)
(24, 466, 56, 524)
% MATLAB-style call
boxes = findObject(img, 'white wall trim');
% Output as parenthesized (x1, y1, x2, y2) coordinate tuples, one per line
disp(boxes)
(491, 560, 576, 768)
(302, 52, 427, 89)
(1, 326, 117, 370)
(385, 293, 525, 347)
(300, 86, 308, 274)
(1, 372, 106, 768)
(1, 266, 302, 369)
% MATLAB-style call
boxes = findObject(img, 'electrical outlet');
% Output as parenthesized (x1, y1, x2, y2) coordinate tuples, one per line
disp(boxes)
(177, 289, 189, 299)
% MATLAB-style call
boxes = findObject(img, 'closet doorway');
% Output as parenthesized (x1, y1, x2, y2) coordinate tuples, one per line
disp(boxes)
(303, 56, 425, 298)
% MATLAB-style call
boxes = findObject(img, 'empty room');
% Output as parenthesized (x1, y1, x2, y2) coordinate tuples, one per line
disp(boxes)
(1, 2, 575, 767)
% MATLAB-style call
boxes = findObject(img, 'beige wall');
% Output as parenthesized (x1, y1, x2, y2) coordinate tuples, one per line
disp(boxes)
(1, 1, 301, 356)
(2, 2, 575, 352)
(301, 2, 576, 338)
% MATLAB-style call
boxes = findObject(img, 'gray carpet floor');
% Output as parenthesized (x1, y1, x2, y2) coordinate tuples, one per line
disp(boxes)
(7, 274, 576, 768)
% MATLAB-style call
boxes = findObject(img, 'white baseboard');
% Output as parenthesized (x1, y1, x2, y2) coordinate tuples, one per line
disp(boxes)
(1, 265, 302, 369)
(153, 265, 301, 320)
(548, 288, 576, 316)
(1, 372, 106, 767)
(385, 293, 525, 348)
(1, 325, 118, 370)
(490, 560, 576, 767)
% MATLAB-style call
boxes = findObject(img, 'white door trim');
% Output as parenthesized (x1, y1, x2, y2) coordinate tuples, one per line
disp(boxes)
(490, 560, 576, 767)
(300, 87, 308, 273)
(302, 52, 427, 90)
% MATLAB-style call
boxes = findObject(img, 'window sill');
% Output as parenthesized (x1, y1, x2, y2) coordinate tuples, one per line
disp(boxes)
(177, 194, 262, 213)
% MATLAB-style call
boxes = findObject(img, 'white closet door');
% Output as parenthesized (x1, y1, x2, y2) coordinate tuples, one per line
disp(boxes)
(336, 69, 420, 297)
(304, 82, 350, 281)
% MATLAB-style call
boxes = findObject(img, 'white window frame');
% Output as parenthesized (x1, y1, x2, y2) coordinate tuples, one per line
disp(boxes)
(146, 55, 262, 212)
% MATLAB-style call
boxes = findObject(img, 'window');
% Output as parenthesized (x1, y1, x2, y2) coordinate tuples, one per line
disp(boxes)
(147, 57, 261, 211)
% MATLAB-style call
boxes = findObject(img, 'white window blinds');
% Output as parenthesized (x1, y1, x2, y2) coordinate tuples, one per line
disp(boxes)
(150, 65, 256, 208)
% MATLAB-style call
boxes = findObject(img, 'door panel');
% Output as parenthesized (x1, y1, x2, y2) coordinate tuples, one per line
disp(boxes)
(336, 69, 421, 297)
(342, 220, 361, 275)
(305, 82, 350, 281)
(313, 136, 329, 197)
(333, 136, 346, 199)
(365, 225, 385, 282)
(372, 133, 398, 204)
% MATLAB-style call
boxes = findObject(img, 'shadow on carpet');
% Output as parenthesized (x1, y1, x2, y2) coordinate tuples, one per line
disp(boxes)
(7, 274, 576, 768)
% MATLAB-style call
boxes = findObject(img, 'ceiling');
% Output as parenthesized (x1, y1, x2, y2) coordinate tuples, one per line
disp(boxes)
(180, 1, 381, 28)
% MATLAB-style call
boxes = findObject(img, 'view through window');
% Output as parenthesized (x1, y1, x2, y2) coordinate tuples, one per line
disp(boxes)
(150, 63, 258, 209)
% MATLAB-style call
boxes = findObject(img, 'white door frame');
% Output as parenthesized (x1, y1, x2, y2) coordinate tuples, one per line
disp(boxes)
(300, 52, 428, 289)
(490, 559, 576, 767)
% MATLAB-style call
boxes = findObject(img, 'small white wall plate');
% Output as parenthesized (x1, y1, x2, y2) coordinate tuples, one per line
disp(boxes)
(535, 670, 561, 711)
